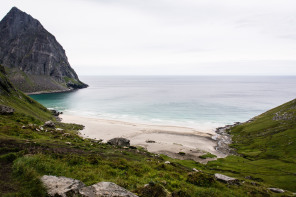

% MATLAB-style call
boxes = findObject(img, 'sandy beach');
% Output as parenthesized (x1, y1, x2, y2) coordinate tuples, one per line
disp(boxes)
(61, 114, 227, 163)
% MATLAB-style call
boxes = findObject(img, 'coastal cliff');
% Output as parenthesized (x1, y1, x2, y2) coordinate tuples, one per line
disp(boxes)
(0, 7, 87, 93)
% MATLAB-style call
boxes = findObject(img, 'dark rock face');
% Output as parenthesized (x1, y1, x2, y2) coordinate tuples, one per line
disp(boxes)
(108, 138, 130, 147)
(0, 7, 87, 93)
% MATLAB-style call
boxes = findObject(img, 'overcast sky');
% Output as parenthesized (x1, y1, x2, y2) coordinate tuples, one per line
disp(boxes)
(1, 0, 296, 75)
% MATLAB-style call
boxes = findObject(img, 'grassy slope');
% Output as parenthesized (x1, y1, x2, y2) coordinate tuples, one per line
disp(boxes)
(0, 65, 295, 196)
(205, 99, 296, 192)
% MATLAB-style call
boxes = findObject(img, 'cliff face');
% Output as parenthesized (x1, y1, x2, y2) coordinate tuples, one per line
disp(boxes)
(0, 7, 87, 93)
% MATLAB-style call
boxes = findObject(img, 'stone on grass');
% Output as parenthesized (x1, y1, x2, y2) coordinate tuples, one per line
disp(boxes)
(108, 138, 130, 147)
(0, 105, 14, 115)
(268, 188, 285, 193)
(44, 120, 55, 128)
(79, 182, 138, 197)
(41, 175, 85, 197)
(41, 176, 138, 197)
(214, 173, 239, 185)
(192, 168, 200, 172)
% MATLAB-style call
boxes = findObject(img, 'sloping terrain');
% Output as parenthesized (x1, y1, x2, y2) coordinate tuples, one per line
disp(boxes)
(2, 65, 292, 196)
(206, 99, 296, 192)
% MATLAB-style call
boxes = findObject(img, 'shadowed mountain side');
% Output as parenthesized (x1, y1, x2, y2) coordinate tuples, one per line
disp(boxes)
(0, 7, 87, 93)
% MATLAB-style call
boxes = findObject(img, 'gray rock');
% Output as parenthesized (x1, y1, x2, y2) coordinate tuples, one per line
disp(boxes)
(273, 112, 294, 121)
(268, 188, 285, 193)
(79, 182, 138, 197)
(145, 140, 156, 143)
(0, 7, 88, 93)
(108, 138, 130, 147)
(44, 120, 55, 128)
(50, 109, 62, 116)
(215, 173, 239, 185)
(41, 175, 85, 197)
(0, 105, 14, 115)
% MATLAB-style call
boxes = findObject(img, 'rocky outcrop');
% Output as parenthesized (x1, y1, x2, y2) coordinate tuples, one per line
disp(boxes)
(273, 111, 294, 121)
(44, 120, 55, 128)
(0, 7, 87, 93)
(80, 182, 138, 197)
(41, 175, 138, 197)
(108, 138, 130, 147)
(41, 175, 85, 197)
(212, 125, 233, 155)
(214, 173, 239, 185)
(0, 104, 14, 114)
(212, 122, 241, 155)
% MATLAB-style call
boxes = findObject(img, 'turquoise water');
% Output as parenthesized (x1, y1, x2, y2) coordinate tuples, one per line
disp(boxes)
(30, 76, 296, 131)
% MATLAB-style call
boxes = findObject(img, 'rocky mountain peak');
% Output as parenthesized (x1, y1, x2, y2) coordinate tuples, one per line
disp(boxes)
(0, 7, 87, 93)
(1, 7, 43, 39)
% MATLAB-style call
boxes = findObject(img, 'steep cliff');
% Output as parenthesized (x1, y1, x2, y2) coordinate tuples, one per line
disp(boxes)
(0, 7, 87, 93)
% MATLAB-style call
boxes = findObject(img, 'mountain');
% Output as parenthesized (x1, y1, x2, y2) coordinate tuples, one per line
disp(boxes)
(0, 7, 87, 93)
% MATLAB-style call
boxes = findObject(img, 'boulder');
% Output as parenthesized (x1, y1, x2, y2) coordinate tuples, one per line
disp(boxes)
(0, 105, 14, 115)
(41, 176, 138, 197)
(44, 120, 55, 128)
(40, 175, 85, 197)
(79, 182, 138, 197)
(214, 173, 239, 185)
(50, 109, 61, 116)
(108, 138, 130, 147)
(268, 188, 285, 193)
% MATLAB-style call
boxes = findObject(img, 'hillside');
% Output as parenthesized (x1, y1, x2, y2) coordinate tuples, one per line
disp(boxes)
(0, 7, 87, 93)
(206, 99, 296, 192)
(0, 64, 295, 196)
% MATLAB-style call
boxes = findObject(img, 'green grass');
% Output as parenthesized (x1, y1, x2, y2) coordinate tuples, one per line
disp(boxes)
(0, 111, 276, 196)
(199, 152, 217, 159)
(204, 99, 296, 192)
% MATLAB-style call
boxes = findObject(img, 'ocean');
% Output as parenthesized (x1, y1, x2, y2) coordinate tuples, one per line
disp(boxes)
(30, 76, 296, 131)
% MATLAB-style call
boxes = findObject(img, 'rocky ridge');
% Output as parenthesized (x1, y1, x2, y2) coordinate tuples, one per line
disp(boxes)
(0, 7, 87, 93)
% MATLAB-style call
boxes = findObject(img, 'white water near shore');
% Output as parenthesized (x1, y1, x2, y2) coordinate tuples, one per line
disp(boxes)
(60, 114, 227, 162)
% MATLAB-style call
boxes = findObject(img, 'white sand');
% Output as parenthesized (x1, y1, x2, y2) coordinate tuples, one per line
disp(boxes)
(60, 114, 226, 162)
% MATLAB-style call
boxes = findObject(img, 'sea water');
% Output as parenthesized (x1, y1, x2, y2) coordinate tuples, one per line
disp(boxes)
(30, 76, 296, 131)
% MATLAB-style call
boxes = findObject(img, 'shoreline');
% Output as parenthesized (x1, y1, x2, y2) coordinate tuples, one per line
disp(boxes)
(60, 114, 228, 163)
